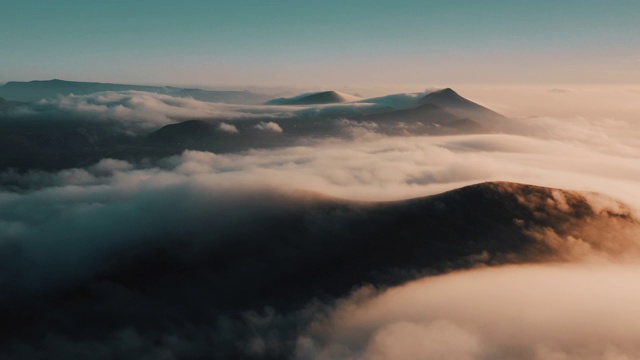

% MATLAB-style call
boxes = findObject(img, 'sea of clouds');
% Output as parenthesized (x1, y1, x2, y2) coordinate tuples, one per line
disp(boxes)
(1, 87, 639, 359)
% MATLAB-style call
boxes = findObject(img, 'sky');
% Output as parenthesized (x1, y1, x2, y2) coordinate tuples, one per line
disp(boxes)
(2, 0, 640, 87)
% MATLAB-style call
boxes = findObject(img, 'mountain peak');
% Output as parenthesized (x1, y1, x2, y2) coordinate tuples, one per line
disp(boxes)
(266, 90, 359, 105)
(309, 90, 342, 102)
(427, 88, 462, 99)
(419, 88, 505, 122)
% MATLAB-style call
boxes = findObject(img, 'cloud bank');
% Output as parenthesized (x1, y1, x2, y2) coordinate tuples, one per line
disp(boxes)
(295, 263, 640, 360)
(1, 91, 392, 134)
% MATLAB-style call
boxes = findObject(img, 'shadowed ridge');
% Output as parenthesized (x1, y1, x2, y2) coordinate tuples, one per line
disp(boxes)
(266, 90, 351, 105)
(1, 181, 638, 359)
(295, 90, 345, 104)
(362, 102, 458, 122)
(420, 88, 506, 121)
(421, 88, 480, 108)
(149, 120, 217, 141)
(0, 96, 25, 110)
(0, 79, 269, 104)
(359, 102, 488, 134)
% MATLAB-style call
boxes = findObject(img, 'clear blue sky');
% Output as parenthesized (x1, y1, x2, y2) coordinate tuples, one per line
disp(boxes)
(2, 0, 639, 87)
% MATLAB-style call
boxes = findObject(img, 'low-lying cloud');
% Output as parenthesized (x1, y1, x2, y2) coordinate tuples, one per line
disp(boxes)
(1, 91, 392, 134)
(295, 263, 640, 360)
(254, 121, 283, 132)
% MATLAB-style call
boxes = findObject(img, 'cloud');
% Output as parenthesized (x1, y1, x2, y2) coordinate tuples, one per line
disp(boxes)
(3, 128, 640, 204)
(294, 263, 640, 360)
(0, 160, 638, 358)
(0, 141, 638, 295)
(218, 122, 239, 133)
(1, 91, 394, 135)
(254, 121, 283, 133)
(2, 91, 295, 133)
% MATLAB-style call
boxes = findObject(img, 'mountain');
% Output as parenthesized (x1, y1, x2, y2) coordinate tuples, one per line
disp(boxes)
(0, 79, 270, 104)
(149, 120, 218, 142)
(0, 181, 635, 358)
(358, 102, 488, 135)
(0, 116, 140, 171)
(419, 88, 505, 122)
(357, 92, 428, 109)
(147, 119, 229, 151)
(363, 102, 458, 122)
(353, 88, 506, 127)
(0, 97, 23, 110)
(266, 90, 360, 105)
(147, 119, 296, 154)
(445, 117, 488, 132)
(174, 88, 271, 104)
(0, 79, 176, 101)
(0, 86, 505, 171)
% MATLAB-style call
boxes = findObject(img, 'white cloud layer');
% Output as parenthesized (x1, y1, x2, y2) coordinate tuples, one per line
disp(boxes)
(4, 91, 393, 134)
(295, 263, 640, 360)
(254, 121, 283, 132)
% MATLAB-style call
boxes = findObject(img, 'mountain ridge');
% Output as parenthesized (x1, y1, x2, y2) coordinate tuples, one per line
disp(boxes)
(1, 180, 636, 359)
(420, 88, 505, 121)
(266, 90, 361, 105)
(0, 79, 271, 104)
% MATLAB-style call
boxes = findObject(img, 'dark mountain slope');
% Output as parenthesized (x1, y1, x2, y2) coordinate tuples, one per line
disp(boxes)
(360, 102, 488, 134)
(0, 97, 23, 110)
(149, 120, 219, 144)
(0, 182, 636, 359)
(267, 91, 349, 105)
(0, 79, 176, 101)
(420, 88, 505, 123)
(0, 79, 269, 104)
(363, 103, 459, 123)
(175, 88, 271, 104)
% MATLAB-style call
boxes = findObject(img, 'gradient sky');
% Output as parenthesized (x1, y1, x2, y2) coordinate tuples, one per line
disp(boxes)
(2, 0, 639, 87)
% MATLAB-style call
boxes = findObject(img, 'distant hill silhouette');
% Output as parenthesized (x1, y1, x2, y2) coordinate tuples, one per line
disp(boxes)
(1, 181, 635, 358)
(174, 88, 270, 104)
(0, 79, 270, 104)
(267, 90, 358, 105)
(149, 120, 218, 144)
(0, 96, 23, 110)
(363, 102, 459, 123)
(359, 103, 488, 134)
(0, 85, 506, 170)
(419, 88, 505, 122)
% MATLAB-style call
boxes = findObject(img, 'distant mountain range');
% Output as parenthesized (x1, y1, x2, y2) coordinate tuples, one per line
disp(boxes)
(361, 102, 486, 134)
(0, 80, 503, 121)
(0, 79, 272, 104)
(419, 88, 505, 122)
(0, 96, 23, 110)
(266, 90, 361, 105)
(0, 82, 507, 170)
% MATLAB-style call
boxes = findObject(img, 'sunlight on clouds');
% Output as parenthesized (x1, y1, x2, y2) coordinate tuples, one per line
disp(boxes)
(296, 263, 640, 360)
